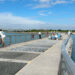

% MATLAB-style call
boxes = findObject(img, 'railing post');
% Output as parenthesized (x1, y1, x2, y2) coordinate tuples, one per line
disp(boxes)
(9, 35, 12, 45)
(24, 35, 25, 42)
(20, 36, 21, 43)
(15, 35, 17, 44)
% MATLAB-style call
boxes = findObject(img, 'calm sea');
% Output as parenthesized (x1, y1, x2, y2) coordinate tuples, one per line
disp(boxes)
(71, 34, 75, 62)
(0, 32, 46, 47)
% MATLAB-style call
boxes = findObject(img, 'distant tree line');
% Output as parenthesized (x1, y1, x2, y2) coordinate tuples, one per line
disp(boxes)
(3, 29, 75, 33)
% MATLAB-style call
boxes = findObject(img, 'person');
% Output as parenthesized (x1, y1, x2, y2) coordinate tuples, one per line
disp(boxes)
(31, 32, 34, 39)
(48, 35, 51, 39)
(55, 33, 58, 40)
(68, 31, 71, 36)
(0, 29, 5, 47)
(47, 32, 49, 37)
(51, 32, 56, 40)
(57, 33, 61, 40)
(38, 32, 42, 39)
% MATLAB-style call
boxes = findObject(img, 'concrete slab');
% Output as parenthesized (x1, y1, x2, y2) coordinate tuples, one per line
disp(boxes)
(11, 39, 57, 52)
(11, 46, 48, 52)
(0, 52, 40, 61)
(16, 40, 63, 75)
(0, 61, 26, 75)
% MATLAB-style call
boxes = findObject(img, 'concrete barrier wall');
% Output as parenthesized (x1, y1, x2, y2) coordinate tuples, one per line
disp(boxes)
(66, 37, 73, 57)
(59, 35, 75, 75)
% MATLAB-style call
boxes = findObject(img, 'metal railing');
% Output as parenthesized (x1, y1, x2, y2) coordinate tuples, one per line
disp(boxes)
(4, 33, 47, 46)
(60, 36, 75, 75)
(6, 35, 26, 44)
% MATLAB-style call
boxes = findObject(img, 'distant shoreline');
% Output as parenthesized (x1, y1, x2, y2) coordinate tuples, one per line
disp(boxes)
(3, 30, 75, 33)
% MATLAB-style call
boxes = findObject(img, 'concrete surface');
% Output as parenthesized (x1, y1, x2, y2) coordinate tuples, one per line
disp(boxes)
(15, 34, 67, 75)
(66, 37, 73, 57)
(0, 38, 58, 75)
(0, 52, 40, 61)
(0, 34, 67, 75)
(16, 40, 63, 75)
(0, 38, 57, 51)
(0, 51, 40, 75)
(0, 61, 26, 75)
(11, 39, 57, 52)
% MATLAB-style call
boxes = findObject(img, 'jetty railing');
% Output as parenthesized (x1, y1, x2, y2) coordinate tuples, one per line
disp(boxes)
(6, 35, 26, 45)
(5, 33, 46, 46)
(60, 36, 75, 75)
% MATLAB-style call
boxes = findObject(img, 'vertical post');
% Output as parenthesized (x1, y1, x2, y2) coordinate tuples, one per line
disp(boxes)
(20, 35, 23, 43)
(30, 32, 32, 40)
(15, 35, 17, 44)
(27, 33, 29, 41)
(24, 35, 25, 42)
(47, 32, 49, 37)
(20, 35, 21, 43)
(9, 35, 12, 45)
(31, 32, 34, 40)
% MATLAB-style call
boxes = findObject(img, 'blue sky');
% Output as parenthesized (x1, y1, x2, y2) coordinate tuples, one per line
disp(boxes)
(0, 0, 75, 30)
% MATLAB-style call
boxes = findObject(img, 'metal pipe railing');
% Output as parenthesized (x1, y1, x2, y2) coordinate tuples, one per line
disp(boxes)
(61, 36, 75, 75)
(5, 33, 47, 46)
(6, 35, 25, 45)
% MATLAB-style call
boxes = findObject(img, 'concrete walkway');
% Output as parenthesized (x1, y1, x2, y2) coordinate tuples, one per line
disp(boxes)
(0, 38, 59, 75)
(16, 40, 63, 75)
(16, 34, 67, 75)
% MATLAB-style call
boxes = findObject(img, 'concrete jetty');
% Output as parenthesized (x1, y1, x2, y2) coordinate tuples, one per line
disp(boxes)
(0, 35, 67, 75)
(16, 40, 63, 75)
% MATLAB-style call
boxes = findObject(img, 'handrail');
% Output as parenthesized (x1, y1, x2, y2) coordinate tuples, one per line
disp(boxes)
(5, 33, 46, 46)
(6, 35, 26, 45)
(61, 35, 75, 75)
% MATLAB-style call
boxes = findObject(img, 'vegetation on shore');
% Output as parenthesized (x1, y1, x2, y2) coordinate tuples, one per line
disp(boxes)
(3, 29, 75, 33)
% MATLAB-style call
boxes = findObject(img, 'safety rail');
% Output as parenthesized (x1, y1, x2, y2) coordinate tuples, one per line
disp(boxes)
(5, 33, 46, 46)
(60, 36, 75, 75)
(6, 35, 26, 45)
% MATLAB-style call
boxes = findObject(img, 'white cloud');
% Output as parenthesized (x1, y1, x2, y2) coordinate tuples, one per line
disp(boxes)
(32, 0, 75, 8)
(0, 13, 74, 30)
(39, 0, 50, 3)
(39, 13, 47, 16)
(0, 12, 45, 24)
(34, 4, 50, 8)
(52, 0, 67, 5)
(0, 12, 48, 30)
(38, 10, 52, 16)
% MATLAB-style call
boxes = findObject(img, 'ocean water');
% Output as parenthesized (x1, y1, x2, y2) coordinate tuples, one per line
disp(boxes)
(0, 32, 46, 47)
(71, 34, 75, 62)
